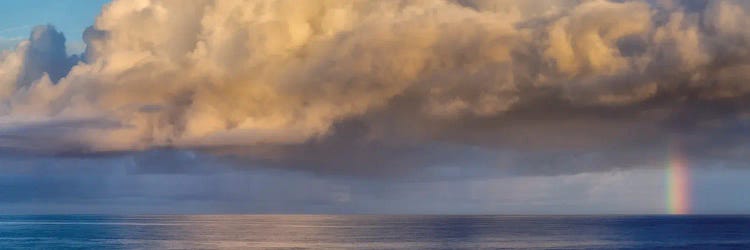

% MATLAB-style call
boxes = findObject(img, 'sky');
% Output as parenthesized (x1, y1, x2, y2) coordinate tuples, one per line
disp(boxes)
(1, 0, 750, 215)
(0, 0, 109, 53)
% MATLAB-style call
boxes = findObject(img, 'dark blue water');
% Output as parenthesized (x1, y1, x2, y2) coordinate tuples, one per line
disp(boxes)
(0, 215, 749, 249)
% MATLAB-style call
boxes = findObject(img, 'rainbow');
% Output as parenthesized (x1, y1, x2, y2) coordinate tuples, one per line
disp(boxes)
(666, 144, 690, 215)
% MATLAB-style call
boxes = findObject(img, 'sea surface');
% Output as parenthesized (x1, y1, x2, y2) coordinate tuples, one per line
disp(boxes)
(0, 215, 749, 249)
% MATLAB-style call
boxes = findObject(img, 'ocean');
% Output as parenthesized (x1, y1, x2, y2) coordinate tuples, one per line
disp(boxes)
(0, 215, 748, 249)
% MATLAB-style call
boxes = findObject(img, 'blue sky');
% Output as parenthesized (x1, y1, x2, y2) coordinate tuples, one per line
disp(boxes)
(0, 0, 108, 52)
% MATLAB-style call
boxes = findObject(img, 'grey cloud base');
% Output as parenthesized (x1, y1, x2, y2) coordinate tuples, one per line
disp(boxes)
(2, 157, 750, 214)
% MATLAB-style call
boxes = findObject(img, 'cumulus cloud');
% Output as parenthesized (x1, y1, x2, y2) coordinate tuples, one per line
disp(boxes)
(2, 0, 750, 175)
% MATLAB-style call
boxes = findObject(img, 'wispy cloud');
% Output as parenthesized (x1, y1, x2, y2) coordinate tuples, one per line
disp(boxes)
(0, 25, 32, 35)
(0, 25, 33, 49)
(0, 36, 24, 50)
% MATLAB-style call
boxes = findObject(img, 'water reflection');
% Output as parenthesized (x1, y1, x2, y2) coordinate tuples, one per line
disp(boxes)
(1, 215, 750, 249)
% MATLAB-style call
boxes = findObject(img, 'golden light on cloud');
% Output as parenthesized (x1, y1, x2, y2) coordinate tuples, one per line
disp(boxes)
(0, 0, 749, 176)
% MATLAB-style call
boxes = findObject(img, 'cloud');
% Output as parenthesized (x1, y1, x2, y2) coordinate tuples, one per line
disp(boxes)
(17, 25, 78, 87)
(1, 0, 750, 175)
(0, 158, 672, 214)
(0, 37, 25, 51)
(0, 25, 33, 35)
(3, 157, 750, 214)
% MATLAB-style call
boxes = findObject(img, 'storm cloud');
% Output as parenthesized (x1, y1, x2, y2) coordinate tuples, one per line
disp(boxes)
(1, 0, 750, 175)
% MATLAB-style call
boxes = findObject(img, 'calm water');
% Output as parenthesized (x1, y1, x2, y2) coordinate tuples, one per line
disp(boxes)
(0, 215, 749, 249)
